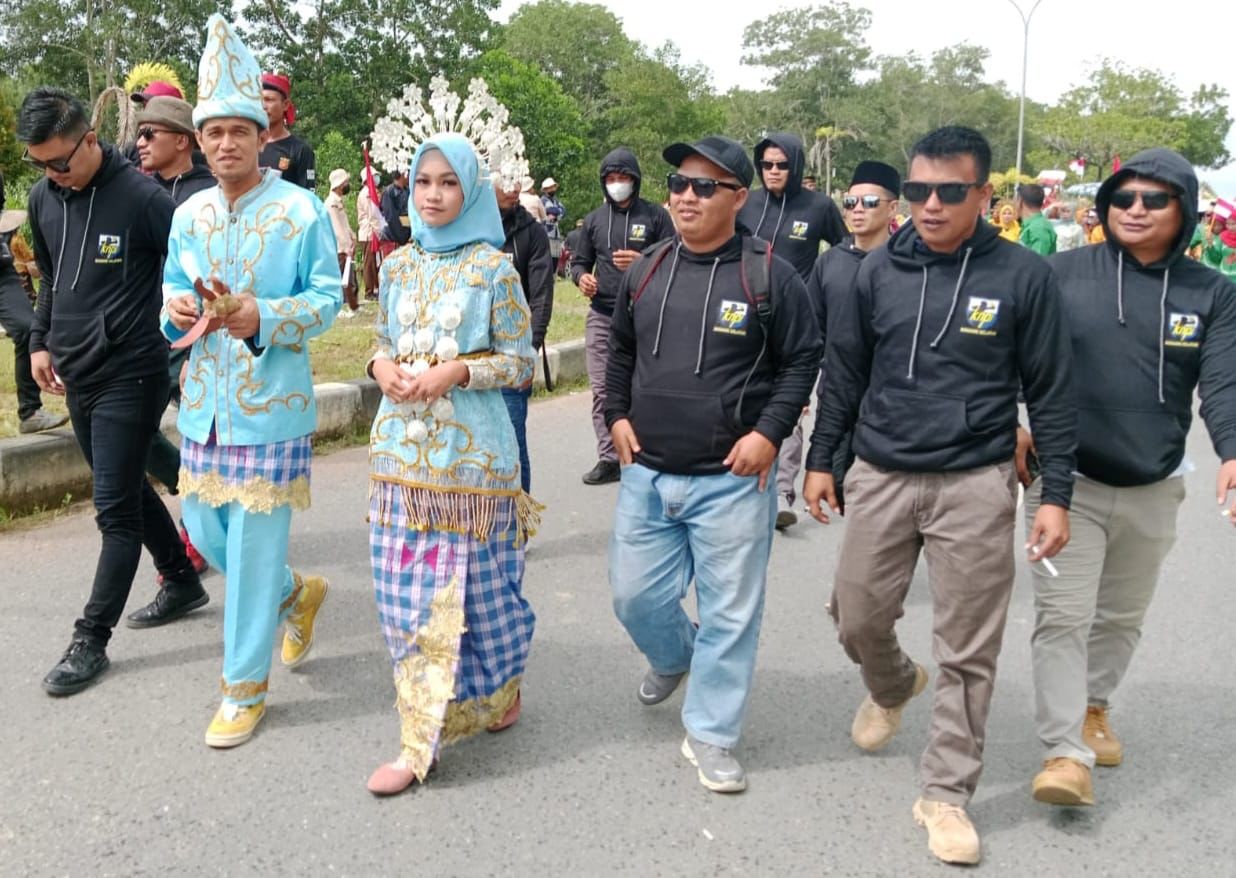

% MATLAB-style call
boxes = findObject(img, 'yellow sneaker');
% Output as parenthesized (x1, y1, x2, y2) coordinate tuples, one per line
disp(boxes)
(1083, 705, 1123, 766)
(851, 663, 929, 751)
(205, 701, 265, 748)
(913, 798, 981, 865)
(281, 575, 329, 668)
(1032, 757, 1095, 806)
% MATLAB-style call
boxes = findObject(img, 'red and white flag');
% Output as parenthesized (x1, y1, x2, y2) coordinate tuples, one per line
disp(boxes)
(362, 143, 384, 254)
(1213, 197, 1235, 219)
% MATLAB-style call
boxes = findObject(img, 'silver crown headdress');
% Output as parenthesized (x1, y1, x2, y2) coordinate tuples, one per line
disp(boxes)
(370, 75, 529, 191)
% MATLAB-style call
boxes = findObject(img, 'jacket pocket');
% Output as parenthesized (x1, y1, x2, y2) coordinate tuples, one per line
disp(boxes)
(48, 311, 112, 381)
(630, 388, 735, 465)
(864, 387, 974, 452)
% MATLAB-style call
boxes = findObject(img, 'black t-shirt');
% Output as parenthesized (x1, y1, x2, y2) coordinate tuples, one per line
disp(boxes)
(260, 134, 316, 190)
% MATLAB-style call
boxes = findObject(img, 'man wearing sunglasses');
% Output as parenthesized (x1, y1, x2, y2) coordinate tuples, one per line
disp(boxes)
(19, 86, 204, 696)
(606, 136, 820, 794)
(805, 126, 1076, 865)
(803, 160, 900, 511)
(1022, 148, 1236, 811)
(571, 147, 674, 487)
(738, 133, 846, 532)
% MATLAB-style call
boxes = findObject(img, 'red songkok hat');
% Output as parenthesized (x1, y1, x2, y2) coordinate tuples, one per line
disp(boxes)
(260, 73, 296, 125)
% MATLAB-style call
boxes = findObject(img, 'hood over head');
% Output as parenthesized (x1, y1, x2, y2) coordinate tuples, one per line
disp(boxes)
(599, 146, 642, 205)
(753, 132, 806, 198)
(1096, 147, 1197, 268)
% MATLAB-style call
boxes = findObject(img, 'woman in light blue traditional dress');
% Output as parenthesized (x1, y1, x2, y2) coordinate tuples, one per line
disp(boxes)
(364, 133, 539, 796)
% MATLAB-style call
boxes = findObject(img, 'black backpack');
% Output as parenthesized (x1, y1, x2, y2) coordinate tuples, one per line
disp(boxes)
(627, 235, 774, 337)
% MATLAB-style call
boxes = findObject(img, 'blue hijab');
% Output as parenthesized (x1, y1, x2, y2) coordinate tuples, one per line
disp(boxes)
(409, 133, 505, 253)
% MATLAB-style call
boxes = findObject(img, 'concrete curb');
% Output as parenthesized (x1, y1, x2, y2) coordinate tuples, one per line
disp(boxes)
(0, 338, 588, 516)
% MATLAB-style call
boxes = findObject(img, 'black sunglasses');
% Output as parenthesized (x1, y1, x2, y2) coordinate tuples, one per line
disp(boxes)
(843, 194, 890, 210)
(1109, 190, 1176, 211)
(667, 173, 742, 199)
(759, 160, 790, 171)
(22, 128, 92, 174)
(902, 181, 980, 205)
(136, 126, 176, 143)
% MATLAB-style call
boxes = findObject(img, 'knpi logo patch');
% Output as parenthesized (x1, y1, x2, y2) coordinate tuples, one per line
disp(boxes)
(714, 299, 749, 336)
(1166, 312, 1202, 348)
(789, 220, 809, 240)
(960, 297, 1000, 337)
(629, 223, 647, 242)
(96, 234, 122, 264)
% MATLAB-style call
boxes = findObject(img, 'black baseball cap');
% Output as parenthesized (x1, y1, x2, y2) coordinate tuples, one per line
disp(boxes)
(663, 136, 754, 189)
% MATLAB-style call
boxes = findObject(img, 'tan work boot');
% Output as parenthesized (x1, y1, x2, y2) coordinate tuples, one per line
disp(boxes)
(281, 575, 329, 668)
(851, 663, 929, 751)
(1083, 705, 1123, 766)
(1032, 757, 1095, 806)
(913, 798, 981, 865)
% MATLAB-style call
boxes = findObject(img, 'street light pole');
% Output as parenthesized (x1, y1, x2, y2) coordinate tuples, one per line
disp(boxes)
(1007, 0, 1043, 198)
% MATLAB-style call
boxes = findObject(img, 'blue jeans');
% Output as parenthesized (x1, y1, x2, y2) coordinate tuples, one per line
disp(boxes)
(501, 386, 531, 493)
(609, 462, 777, 748)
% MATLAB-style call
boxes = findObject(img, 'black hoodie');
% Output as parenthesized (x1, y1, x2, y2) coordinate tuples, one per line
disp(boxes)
(27, 142, 174, 388)
(605, 234, 822, 475)
(570, 147, 674, 317)
(810, 217, 1077, 507)
(1048, 148, 1236, 485)
(807, 235, 868, 353)
(501, 203, 555, 350)
(738, 133, 846, 281)
(153, 162, 216, 207)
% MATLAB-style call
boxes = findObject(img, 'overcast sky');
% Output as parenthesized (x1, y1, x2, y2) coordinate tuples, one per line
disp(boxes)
(496, 0, 1236, 192)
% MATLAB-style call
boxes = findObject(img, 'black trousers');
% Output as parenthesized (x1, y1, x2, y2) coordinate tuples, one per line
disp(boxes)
(0, 271, 41, 421)
(65, 371, 194, 644)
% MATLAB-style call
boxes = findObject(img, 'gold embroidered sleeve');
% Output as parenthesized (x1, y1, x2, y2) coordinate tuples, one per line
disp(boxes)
(462, 261, 535, 391)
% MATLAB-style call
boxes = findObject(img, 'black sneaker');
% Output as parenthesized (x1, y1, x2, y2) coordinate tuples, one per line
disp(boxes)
(582, 459, 621, 485)
(126, 582, 209, 629)
(43, 638, 110, 696)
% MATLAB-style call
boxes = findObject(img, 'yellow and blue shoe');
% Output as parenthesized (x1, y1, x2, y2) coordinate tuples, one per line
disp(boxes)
(281, 575, 329, 668)
(205, 701, 265, 749)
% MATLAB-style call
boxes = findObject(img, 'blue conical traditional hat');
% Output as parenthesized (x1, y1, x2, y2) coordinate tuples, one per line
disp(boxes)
(193, 14, 267, 130)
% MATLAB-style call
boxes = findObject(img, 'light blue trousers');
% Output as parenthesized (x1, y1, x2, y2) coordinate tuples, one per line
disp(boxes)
(609, 462, 776, 748)
(182, 497, 296, 706)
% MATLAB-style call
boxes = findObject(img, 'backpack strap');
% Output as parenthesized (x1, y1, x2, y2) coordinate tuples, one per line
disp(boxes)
(626, 237, 676, 316)
(740, 235, 774, 335)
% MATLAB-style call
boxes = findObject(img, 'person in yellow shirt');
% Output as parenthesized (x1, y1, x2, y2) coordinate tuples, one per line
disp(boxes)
(993, 199, 1020, 242)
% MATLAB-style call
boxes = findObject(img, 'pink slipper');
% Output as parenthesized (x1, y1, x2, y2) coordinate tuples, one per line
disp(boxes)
(367, 762, 419, 796)
(487, 691, 521, 733)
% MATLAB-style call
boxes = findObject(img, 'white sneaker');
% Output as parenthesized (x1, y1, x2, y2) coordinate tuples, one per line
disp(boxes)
(338, 308, 357, 320)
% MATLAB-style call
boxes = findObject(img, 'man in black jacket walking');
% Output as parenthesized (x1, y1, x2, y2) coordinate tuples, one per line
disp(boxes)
(1024, 148, 1236, 809)
(571, 147, 674, 485)
(804, 127, 1075, 865)
(496, 180, 555, 493)
(738, 132, 845, 530)
(19, 87, 204, 695)
(606, 136, 820, 794)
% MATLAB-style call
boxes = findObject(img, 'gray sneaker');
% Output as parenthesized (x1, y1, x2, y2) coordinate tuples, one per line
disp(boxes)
(19, 409, 69, 434)
(681, 735, 746, 793)
(637, 668, 686, 705)
(775, 492, 797, 530)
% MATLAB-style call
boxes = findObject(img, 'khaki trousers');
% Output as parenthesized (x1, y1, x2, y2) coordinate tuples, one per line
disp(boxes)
(1026, 475, 1184, 768)
(832, 457, 1018, 804)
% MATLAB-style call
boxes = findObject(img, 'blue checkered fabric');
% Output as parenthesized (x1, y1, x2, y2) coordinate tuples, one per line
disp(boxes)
(369, 487, 534, 703)
(182, 434, 313, 488)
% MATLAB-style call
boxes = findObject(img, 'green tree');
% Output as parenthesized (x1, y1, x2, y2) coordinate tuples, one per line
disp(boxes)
(0, 82, 24, 185)
(501, 0, 635, 129)
(0, 0, 223, 104)
(468, 49, 591, 222)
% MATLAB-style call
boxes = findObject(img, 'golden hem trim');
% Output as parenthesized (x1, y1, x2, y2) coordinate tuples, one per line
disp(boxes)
(442, 677, 521, 744)
(220, 678, 268, 700)
(394, 578, 467, 781)
(369, 478, 543, 546)
(179, 469, 311, 513)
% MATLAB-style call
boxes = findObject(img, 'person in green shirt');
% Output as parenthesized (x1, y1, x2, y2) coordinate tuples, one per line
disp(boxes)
(1017, 183, 1057, 256)
(1199, 214, 1236, 279)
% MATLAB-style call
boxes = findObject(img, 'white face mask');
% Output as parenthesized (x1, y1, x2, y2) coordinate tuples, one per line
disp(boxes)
(606, 181, 634, 202)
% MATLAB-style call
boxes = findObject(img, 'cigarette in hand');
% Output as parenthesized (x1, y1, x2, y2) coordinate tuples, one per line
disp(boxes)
(1038, 557, 1059, 577)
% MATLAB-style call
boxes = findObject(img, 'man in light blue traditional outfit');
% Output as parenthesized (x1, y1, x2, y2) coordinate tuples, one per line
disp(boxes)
(162, 14, 341, 747)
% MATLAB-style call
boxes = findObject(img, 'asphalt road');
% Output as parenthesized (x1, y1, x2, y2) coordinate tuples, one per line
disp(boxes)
(2, 390, 1233, 876)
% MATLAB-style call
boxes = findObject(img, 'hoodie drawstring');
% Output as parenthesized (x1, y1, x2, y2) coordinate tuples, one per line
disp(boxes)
(770, 199, 787, 244)
(1116, 250, 1127, 325)
(754, 197, 770, 238)
(651, 244, 683, 357)
(694, 258, 721, 375)
(906, 267, 929, 380)
(1157, 268, 1169, 405)
(52, 199, 69, 295)
(928, 248, 972, 350)
(606, 205, 613, 252)
(70, 189, 97, 292)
